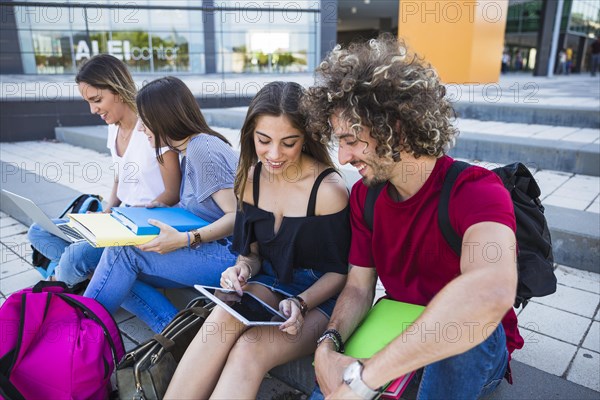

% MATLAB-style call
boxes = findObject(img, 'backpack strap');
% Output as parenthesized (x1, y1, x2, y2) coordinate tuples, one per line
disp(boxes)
(363, 182, 386, 231)
(58, 194, 102, 218)
(306, 168, 337, 217)
(0, 373, 26, 400)
(58, 194, 89, 218)
(78, 196, 102, 213)
(438, 161, 471, 256)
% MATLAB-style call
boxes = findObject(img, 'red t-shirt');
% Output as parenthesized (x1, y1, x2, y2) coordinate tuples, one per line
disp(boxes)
(349, 156, 524, 355)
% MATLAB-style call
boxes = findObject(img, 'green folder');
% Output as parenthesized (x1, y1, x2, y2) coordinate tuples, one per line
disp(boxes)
(345, 299, 425, 359)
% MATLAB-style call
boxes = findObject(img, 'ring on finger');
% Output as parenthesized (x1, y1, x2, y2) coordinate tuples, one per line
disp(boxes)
(225, 278, 233, 288)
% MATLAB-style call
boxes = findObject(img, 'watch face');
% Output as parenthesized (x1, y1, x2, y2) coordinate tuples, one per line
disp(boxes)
(343, 361, 361, 384)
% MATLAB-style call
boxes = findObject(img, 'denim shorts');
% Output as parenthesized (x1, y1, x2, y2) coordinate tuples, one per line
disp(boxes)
(249, 260, 338, 318)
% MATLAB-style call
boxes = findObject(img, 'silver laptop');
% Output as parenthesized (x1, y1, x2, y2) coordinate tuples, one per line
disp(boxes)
(2, 189, 84, 243)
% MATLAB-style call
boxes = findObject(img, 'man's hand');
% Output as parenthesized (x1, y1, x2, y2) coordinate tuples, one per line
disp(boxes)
(314, 340, 355, 396)
(326, 384, 363, 400)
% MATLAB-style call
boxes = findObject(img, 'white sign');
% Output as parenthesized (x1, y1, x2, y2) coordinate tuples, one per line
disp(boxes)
(75, 40, 179, 61)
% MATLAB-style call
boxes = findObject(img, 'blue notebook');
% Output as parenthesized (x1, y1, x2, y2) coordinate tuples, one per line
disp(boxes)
(111, 207, 209, 235)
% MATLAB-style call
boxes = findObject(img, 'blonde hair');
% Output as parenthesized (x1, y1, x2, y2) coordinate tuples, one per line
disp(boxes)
(76, 54, 137, 115)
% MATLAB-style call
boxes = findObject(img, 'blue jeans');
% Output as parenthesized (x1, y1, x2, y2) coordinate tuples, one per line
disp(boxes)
(28, 220, 105, 286)
(84, 240, 237, 333)
(310, 324, 508, 400)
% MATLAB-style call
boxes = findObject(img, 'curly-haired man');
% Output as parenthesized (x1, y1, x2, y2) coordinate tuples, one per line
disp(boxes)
(303, 34, 523, 399)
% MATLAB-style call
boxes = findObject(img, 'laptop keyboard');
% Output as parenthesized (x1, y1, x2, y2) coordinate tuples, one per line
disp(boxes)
(58, 224, 84, 240)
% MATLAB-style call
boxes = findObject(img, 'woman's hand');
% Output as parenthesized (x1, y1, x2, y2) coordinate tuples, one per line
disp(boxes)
(137, 219, 187, 254)
(220, 263, 252, 295)
(278, 298, 304, 336)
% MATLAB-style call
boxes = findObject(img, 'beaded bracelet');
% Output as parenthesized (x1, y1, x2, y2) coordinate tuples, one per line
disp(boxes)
(316, 328, 345, 353)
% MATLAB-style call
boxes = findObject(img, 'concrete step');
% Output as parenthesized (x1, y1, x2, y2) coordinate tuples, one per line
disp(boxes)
(453, 101, 599, 129)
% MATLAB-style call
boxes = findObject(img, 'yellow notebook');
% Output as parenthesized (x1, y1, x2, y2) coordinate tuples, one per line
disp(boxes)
(68, 213, 157, 247)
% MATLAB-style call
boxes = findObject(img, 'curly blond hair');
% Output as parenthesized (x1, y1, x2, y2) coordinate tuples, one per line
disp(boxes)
(302, 33, 457, 161)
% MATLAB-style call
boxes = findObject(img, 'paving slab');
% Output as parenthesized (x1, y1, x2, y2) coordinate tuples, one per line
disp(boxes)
(534, 170, 573, 198)
(518, 302, 591, 345)
(554, 265, 600, 295)
(532, 284, 600, 319)
(543, 195, 593, 211)
(0, 223, 28, 239)
(2, 234, 32, 262)
(511, 328, 577, 376)
(587, 199, 600, 213)
(564, 129, 600, 143)
(0, 268, 41, 296)
(582, 321, 600, 353)
(553, 175, 600, 200)
(532, 126, 582, 140)
(566, 349, 600, 392)
(0, 256, 32, 279)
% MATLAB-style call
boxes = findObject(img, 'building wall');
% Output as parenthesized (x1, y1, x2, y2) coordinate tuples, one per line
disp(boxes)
(1, 0, 331, 75)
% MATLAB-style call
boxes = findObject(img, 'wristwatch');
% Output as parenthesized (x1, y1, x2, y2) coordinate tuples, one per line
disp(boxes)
(191, 229, 202, 246)
(342, 361, 379, 400)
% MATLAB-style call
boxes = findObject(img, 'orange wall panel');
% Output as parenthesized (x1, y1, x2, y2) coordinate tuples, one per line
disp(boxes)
(398, 0, 509, 83)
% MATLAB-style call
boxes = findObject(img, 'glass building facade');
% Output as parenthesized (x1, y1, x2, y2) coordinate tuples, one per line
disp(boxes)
(1, 0, 331, 75)
(505, 0, 600, 72)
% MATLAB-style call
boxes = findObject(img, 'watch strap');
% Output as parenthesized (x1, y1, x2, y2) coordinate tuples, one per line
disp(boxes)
(344, 361, 379, 400)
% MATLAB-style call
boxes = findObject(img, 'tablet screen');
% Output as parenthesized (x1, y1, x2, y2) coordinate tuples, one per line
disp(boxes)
(195, 285, 286, 325)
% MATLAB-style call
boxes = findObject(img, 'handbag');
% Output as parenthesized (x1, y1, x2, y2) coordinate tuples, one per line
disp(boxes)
(116, 297, 214, 400)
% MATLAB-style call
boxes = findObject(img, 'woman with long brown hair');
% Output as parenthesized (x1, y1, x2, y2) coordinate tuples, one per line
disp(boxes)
(166, 81, 351, 398)
(84, 76, 238, 333)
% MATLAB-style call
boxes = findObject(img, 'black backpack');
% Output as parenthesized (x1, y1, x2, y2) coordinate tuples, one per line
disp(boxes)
(363, 161, 557, 308)
(31, 194, 103, 278)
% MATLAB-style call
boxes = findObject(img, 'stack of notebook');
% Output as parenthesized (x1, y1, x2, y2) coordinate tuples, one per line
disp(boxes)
(68, 207, 209, 247)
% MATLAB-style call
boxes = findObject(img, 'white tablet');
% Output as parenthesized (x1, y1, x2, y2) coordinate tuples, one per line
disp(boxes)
(194, 285, 286, 326)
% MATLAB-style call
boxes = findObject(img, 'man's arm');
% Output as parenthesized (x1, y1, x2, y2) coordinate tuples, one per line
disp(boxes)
(314, 265, 378, 395)
(330, 221, 517, 398)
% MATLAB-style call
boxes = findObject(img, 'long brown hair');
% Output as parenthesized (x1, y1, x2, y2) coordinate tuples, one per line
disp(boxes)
(75, 54, 137, 116)
(235, 81, 334, 204)
(136, 76, 231, 161)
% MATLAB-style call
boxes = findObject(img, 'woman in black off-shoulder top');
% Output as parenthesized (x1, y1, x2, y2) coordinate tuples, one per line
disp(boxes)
(167, 81, 351, 399)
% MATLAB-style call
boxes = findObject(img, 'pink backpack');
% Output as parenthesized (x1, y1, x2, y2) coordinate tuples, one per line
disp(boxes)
(0, 282, 125, 400)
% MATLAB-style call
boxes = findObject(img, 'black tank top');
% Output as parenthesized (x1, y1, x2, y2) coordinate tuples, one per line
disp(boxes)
(232, 163, 351, 283)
